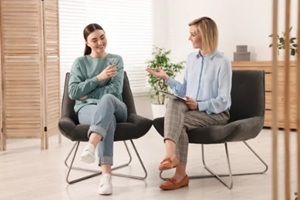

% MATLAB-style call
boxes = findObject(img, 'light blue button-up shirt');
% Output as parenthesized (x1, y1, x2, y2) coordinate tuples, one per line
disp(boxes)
(166, 50, 232, 114)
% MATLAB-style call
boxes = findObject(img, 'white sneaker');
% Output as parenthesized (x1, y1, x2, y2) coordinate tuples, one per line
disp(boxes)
(97, 173, 112, 195)
(80, 143, 95, 164)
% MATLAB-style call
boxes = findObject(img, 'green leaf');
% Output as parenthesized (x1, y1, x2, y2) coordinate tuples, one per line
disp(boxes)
(268, 26, 297, 56)
(291, 48, 296, 56)
(146, 45, 185, 104)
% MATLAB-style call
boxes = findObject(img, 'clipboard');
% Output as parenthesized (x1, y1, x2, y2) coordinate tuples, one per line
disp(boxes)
(158, 90, 186, 101)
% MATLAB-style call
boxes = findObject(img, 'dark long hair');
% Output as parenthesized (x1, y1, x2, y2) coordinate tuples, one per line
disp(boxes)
(83, 23, 105, 55)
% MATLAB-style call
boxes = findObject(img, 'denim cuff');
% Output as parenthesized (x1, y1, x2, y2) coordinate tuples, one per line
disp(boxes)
(98, 156, 113, 166)
(87, 125, 107, 138)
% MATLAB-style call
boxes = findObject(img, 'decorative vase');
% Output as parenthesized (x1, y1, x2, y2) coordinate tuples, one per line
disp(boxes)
(233, 45, 250, 61)
(151, 104, 166, 119)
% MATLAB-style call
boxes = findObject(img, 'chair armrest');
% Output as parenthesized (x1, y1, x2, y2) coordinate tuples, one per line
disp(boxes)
(114, 113, 153, 141)
(58, 117, 77, 139)
(127, 113, 150, 124)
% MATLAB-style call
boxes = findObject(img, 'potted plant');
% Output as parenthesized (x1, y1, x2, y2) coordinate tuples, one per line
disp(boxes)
(269, 26, 298, 57)
(146, 46, 185, 105)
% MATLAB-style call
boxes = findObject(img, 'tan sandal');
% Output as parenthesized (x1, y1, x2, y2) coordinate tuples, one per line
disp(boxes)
(158, 157, 179, 171)
(160, 175, 189, 190)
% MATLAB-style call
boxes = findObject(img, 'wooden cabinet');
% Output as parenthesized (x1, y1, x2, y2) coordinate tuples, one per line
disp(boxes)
(232, 61, 297, 129)
(0, 0, 60, 150)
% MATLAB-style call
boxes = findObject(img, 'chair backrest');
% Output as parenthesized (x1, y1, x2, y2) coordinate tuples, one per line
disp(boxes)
(228, 70, 265, 123)
(61, 72, 136, 124)
(61, 73, 78, 123)
(121, 72, 137, 115)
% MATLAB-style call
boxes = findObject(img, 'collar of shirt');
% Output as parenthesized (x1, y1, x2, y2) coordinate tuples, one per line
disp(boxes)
(196, 50, 218, 60)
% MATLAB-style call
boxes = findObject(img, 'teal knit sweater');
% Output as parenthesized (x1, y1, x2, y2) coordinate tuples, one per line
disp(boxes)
(68, 54, 124, 113)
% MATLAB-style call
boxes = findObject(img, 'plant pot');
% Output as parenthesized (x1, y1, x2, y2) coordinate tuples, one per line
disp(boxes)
(151, 103, 166, 119)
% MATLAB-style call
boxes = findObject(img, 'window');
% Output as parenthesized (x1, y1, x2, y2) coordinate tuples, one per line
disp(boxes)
(59, 0, 153, 96)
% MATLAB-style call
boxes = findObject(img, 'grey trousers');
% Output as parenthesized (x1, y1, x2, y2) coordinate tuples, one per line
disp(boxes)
(164, 99, 230, 165)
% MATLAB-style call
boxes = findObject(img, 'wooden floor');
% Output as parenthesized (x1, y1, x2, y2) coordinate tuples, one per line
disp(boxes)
(0, 127, 298, 200)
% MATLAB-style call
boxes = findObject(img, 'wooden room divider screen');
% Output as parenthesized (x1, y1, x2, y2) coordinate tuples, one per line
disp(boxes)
(271, 0, 300, 199)
(0, 0, 60, 150)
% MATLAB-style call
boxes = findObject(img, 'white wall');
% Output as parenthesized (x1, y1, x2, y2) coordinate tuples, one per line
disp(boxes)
(137, 0, 299, 117)
(153, 0, 168, 47)
(161, 0, 298, 62)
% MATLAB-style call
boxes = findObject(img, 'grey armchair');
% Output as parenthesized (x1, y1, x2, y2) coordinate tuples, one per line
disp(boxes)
(153, 70, 268, 189)
(58, 72, 152, 184)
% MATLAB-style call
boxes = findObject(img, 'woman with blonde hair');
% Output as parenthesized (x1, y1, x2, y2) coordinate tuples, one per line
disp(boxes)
(146, 16, 232, 190)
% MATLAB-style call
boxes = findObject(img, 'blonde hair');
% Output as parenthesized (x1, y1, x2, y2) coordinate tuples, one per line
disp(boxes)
(188, 17, 218, 54)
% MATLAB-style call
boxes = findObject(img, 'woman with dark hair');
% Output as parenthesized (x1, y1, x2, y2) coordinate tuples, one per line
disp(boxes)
(68, 23, 127, 195)
(146, 17, 232, 190)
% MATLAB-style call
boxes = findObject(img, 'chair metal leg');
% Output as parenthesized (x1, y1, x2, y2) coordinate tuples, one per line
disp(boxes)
(64, 140, 147, 184)
(65, 142, 101, 184)
(112, 140, 148, 180)
(160, 141, 268, 189)
(198, 143, 233, 189)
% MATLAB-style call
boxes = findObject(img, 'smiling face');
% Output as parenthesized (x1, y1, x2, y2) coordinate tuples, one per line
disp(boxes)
(86, 29, 107, 57)
(188, 17, 218, 55)
(188, 25, 202, 50)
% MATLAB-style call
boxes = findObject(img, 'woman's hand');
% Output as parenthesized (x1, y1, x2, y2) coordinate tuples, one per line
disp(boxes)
(185, 96, 198, 110)
(146, 67, 169, 81)
(96, 64, 117, 81)
(79, 95, 87, 101)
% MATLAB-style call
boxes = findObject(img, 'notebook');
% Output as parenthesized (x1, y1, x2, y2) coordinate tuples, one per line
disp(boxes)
(158, 90, 186, 101)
